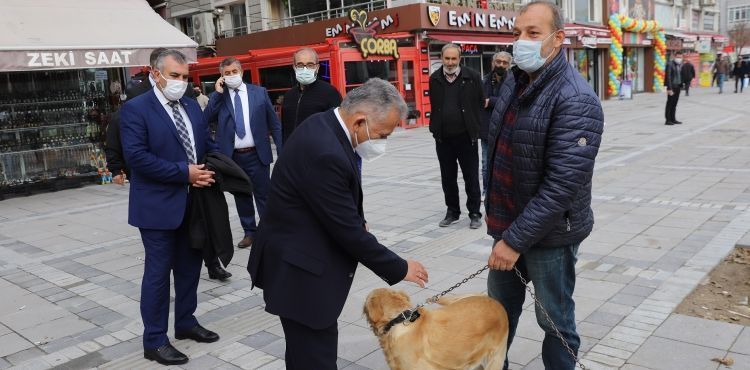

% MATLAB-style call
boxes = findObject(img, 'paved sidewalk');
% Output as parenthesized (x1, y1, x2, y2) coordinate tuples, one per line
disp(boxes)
(0, 87, 749, 370)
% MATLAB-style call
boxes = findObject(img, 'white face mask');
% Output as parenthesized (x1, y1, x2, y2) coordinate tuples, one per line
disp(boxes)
(224, 74, 243, 89)
(674, 58, 683, 64)
(354, 118, 386, 162)
(158, 73, 188, 101)
(513, 32, 556, 73)
(295, 67, 317, 85)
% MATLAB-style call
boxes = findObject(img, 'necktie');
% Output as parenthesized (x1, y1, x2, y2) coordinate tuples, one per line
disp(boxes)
(167, 101, 196, 164)
(234, 89, 246, 139)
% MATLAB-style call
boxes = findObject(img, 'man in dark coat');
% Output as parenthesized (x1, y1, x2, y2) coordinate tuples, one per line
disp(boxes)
(681, 59, 696, 96)
(480, 51, 512, 197)
(485, 2, 604, 369)
(247, 78, 428, 370)
(665, 51, 685, 125)
(281, 48, 342, 143)
(429, 43, 486, 229)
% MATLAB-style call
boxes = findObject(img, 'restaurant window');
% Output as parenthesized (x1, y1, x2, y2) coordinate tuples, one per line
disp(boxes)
(344, 60, 397, 92)
(258, 61, 333, 104)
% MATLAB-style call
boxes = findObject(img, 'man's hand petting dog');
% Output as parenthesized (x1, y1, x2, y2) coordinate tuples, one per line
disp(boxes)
(404, 260, 429, 288)
(488, 239, 520, 271)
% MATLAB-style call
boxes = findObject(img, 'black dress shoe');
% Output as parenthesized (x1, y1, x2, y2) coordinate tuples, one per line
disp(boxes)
(208, 265, 232, 281)
(175, 325, 219, 343)
(438, 212, 460, 227)
(144, 343, 188, 365)
(673, 120, 683, 124)
(665, 121, 675, 125)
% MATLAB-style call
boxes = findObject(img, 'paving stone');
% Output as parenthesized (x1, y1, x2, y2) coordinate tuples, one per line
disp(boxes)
(0, 332, 34, 357)
(730, 327, 750, 356)
(4, 347, 46, 365)
(629, 336, 726, 370)
(181, 354, 227, 370)
(239, 330, 282, 349)
(654, 314, 744, 350)
(0, 358, 9, 370)
(584, 311, 626, 327)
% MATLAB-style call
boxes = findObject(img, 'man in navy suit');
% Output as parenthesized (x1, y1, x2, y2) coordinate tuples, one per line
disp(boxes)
(204, 57, 282, 254)
(120, 50, 220, 366)
(247, 78, 429, 369)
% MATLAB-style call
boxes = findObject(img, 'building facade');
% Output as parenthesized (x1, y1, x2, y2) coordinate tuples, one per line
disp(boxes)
(721, 0, 750, 57)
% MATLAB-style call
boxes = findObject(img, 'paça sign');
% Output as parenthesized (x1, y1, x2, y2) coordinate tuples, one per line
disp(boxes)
(348, 9, 399, 59)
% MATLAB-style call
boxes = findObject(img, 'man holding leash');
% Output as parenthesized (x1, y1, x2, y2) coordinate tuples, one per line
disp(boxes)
(484, 2, 604, 369)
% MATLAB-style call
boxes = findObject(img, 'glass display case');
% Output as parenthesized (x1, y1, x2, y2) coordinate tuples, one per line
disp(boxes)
(0, 69, 112, 199)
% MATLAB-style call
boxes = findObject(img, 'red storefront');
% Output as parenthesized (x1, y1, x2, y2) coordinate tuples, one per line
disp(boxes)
(189, 4, 518, 128)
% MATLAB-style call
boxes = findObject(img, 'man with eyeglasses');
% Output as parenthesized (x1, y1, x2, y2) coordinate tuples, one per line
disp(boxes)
(281, 48, 343, 143)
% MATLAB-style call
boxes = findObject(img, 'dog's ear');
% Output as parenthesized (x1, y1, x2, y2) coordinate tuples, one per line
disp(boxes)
(396, 290, 412, 306)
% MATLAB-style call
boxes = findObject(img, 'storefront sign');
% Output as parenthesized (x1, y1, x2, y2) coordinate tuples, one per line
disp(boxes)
(696, 38, 711, 53)
(325, 11, 397, 38)
(597, 38, 612, 44)
(460, 44, 480, 55)
(581, 37, 597, 48)
(666, 38, 683, 50)
(349, 9, 399, 59)
(0, 48, 196, 72)
(683, 41, 695, 49)
(442, 9, 515, 31)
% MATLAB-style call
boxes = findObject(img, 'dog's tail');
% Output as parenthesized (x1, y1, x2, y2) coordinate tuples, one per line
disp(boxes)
(436, 293, 484, 305)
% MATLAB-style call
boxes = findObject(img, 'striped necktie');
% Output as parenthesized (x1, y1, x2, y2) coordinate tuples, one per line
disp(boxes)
(167, 101, 196, 164)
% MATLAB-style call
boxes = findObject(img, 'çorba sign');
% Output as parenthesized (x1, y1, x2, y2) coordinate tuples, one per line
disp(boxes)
(349, 9, 399, 59)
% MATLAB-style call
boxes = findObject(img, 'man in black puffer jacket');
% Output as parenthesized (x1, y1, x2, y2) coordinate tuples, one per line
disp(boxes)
(485, 2, 604, 369)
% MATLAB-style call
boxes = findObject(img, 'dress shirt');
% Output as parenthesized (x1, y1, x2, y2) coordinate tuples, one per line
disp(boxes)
(153, 85, 196, 161)
(229, 84, 256, 149)
(334, 108, 353, 151)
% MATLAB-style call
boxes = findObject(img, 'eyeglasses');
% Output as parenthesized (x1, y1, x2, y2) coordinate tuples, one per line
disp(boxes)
(294, 63, 318, 70)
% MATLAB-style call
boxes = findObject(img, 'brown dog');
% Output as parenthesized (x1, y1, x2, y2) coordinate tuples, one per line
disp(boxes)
(364, 288, 509, 370)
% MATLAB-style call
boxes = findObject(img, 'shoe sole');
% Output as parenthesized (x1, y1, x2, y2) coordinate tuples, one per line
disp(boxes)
(439, 219, 459, 227)
(144, 354, 189, 365)
(174, 334, 220, 343)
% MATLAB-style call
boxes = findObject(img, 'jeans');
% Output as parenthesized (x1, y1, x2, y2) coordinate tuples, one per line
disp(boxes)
(488, 244, 580, 370)
(717, 73, 726, 93)
(481, 139, 489, 195)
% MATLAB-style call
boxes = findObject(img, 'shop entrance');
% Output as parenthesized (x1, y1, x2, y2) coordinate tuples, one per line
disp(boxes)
(569, 49, 601, 97)
(623, 47, 646, 93)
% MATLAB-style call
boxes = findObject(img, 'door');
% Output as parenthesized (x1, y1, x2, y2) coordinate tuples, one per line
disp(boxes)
(399, 60, 418, 127)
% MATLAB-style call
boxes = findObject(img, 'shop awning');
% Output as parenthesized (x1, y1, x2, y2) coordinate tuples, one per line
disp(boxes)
(0, 0, 198, 72)
(427, 33, 513, 45)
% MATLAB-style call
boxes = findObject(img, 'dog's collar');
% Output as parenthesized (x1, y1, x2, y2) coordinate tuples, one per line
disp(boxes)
(381, 309, 421, 335)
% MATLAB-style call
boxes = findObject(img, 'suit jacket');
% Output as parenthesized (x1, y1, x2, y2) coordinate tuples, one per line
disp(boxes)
(247, 110, 407, 329)
(188, 152, 253, 266)
(120, 89, 218, 230)
(204, 83, 282, 165)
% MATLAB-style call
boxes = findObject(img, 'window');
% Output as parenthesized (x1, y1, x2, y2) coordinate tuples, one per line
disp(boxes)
(344, 61, 397, 91)
(574, 0, 599, 23)
(179, 16, 194, 38)
(729, 6, 750, 24)
(230, 4, 248, 35)
(655, 4, 672, 29)
(703, 13, 715, 31)
(692, 10, 700, 30)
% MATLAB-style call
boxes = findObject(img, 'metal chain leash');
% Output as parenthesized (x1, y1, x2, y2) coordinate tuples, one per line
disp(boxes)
(411, 264, 586, 370)
(414, 265, 489, 309)
(512, 266, 587, 370)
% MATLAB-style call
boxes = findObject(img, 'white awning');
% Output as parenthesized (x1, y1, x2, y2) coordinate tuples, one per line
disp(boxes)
(0, 0, 198, 72)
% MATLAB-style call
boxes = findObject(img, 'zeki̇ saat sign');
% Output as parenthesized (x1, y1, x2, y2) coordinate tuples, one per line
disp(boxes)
(0, 48, 188, 72)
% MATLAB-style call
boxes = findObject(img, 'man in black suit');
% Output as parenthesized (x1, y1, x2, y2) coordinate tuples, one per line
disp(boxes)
(247, 78, 429, 370)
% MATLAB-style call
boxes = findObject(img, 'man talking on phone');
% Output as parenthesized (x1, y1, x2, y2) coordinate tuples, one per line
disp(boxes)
(204, 57, 283, 255)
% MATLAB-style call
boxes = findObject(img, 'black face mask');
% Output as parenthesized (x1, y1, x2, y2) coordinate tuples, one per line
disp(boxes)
(493, 67, 507, 79)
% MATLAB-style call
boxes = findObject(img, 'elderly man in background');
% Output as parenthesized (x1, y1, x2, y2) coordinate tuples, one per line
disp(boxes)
(480, 51, 512, 198)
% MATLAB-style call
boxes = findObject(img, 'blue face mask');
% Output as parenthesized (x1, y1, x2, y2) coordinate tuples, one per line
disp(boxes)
(512, 32, 557, 73)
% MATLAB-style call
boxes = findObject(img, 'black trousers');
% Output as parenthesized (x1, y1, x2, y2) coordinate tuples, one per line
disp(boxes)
(683, 81, 690, 95)
(665, 86, 681, 122)
(280, 317, 338, 370)
(435, 133, 482, 217)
